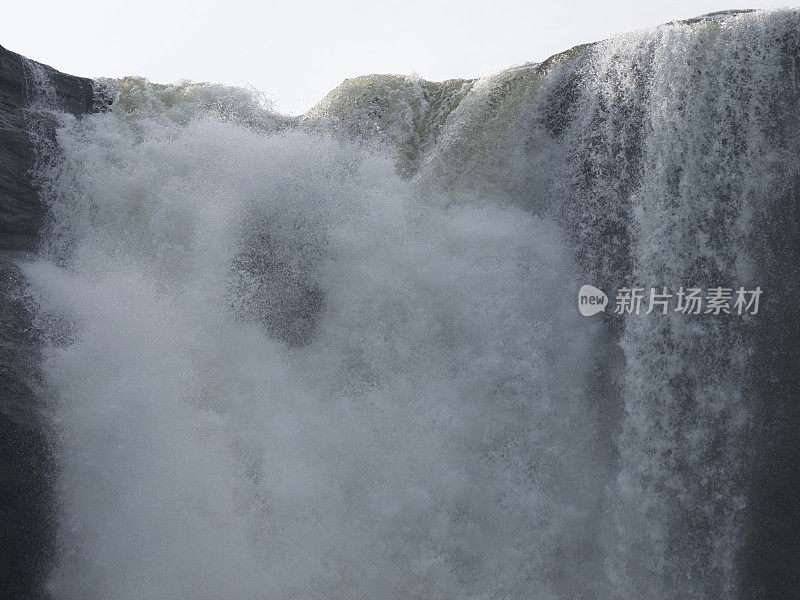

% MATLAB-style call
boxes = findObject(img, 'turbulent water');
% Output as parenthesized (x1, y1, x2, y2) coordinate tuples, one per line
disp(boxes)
(15, 8, 800, 600)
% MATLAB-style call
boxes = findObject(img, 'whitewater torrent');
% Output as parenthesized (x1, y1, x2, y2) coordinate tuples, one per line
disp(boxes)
(14, 8, 800, 600)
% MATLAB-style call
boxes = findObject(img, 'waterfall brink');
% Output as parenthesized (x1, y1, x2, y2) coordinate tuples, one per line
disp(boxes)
(12, 8, 800, 600)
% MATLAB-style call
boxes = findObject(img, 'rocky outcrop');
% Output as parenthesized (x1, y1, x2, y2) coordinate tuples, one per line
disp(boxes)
(0, 44, 95, 598)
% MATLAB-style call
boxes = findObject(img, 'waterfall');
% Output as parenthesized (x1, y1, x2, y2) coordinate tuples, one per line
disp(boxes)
(14, 7, 800, 599)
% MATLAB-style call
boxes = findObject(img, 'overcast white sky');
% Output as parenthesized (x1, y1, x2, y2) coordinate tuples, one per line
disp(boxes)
(1, 1, 792, 114)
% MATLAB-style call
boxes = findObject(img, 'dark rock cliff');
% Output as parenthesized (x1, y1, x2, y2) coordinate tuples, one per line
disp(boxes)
(0, 44, 95, 599)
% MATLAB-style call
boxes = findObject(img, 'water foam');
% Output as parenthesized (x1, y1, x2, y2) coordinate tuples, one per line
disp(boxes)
(23, 84, 604, 599)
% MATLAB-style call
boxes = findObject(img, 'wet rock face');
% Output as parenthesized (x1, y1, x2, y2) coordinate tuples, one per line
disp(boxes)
(0, 261, 52, 600)
(0, 44, 95, 253)
(0, 46, 41, 254)
(0, 44, 95, 598)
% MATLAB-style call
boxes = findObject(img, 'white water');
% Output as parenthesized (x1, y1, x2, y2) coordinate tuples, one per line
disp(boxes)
(23, 81, 605, 599)
(19, 8, 800, 600)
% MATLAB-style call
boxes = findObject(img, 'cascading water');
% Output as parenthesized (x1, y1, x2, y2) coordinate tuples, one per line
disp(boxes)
(13, 7, 800, 600)
(22, 73, 607, 600)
